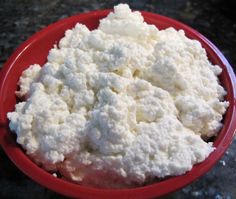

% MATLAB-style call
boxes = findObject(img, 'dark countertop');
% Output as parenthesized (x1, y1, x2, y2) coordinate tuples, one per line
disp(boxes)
(0, 0, 235, 198)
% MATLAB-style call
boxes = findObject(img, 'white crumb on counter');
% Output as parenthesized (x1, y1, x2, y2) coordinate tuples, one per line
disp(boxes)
(220, 160, 226, 166)
(7, 3, 228, 188)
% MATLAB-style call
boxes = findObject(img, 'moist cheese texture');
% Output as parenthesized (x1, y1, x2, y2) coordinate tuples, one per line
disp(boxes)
(7, 4, 229, 188)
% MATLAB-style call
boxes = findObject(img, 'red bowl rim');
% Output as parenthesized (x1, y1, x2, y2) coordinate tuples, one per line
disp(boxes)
(0, 9, 236, 199)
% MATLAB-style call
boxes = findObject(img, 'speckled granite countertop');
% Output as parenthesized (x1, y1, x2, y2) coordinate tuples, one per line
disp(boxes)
(0, 0, 235, 198)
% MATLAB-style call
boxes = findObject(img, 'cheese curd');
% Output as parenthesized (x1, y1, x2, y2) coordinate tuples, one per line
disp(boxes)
(7, 4, 228, 188)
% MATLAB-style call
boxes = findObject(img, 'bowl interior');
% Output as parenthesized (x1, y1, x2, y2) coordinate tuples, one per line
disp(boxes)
(0, 10, 235, 199)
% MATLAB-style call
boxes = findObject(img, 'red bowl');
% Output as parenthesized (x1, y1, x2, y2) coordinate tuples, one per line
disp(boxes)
(0, 9, 236, 199)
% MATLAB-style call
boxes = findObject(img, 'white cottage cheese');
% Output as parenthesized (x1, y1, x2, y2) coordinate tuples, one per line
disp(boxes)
(7, 4, 228, 188)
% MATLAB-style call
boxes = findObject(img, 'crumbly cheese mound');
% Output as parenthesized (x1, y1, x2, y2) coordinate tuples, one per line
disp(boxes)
(7, 4, 228, 188)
